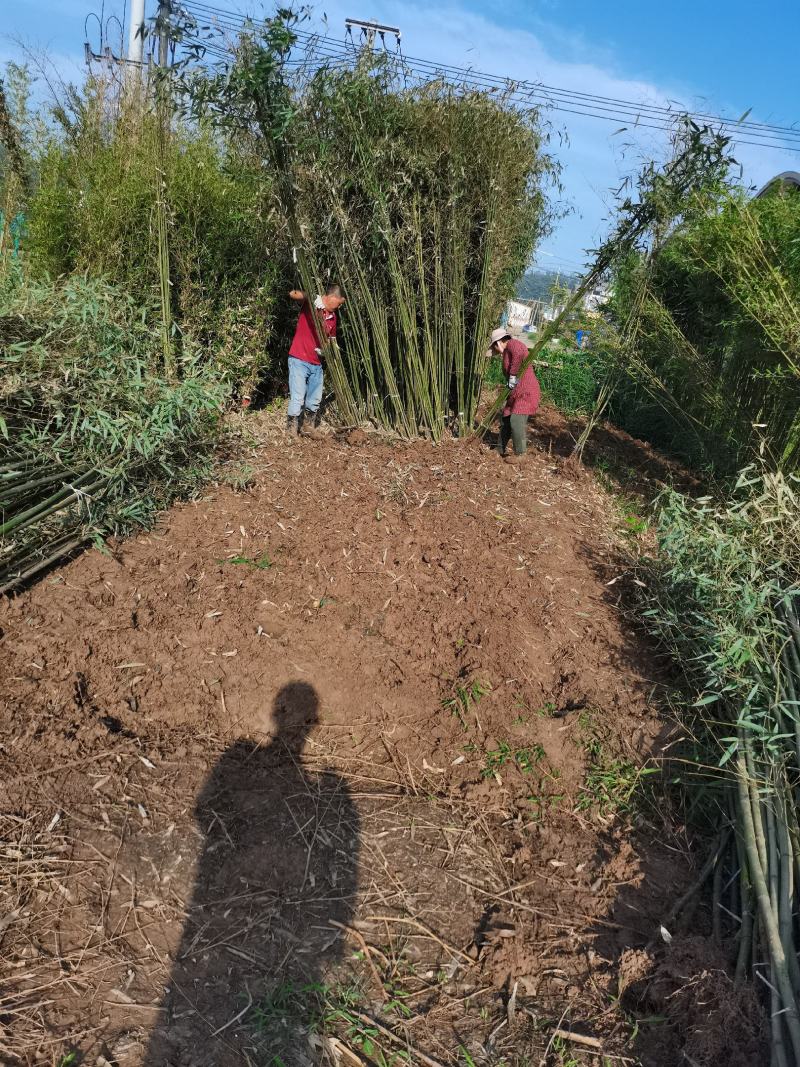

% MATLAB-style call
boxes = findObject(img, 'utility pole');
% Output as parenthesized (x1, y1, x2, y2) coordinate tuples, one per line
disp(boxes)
(127, 0, 146, 66)
(344, 17, 402, 51)
(157, 0, 171, 67)
(126, 0, 147, 65)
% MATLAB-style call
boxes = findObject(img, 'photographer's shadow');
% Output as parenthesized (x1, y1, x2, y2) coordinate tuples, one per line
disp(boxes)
(147, 682, 359, 1066)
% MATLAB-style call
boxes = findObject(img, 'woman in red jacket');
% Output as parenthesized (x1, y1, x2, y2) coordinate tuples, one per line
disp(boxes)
(489, 327, 541, 463)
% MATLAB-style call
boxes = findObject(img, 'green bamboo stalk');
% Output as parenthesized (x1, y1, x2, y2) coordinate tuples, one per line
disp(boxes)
(153, 91, 175, 378)
(712, 840, 725, 944)
(773, 975, 791, 1067)
(735, 823, 754, 985)
(736, 739, 800, 1062)
(0, 470, 76, 502)
(0, 534, 87, 595)
(775, 788, 800, 998)
(465, 196, 500, 431)
(745, 734, 770, 876)
(0, 472, 102, 538)
(1, 460, 44, 474)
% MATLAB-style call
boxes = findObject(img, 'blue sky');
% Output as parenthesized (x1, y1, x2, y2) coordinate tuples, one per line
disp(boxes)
(4, 0, 800, 272)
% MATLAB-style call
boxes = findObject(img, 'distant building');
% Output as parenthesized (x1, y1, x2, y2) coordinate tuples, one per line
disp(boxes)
(583, 283, 609, 314)
(503, 280, 610, 331)
(505, 298, 536, 330)
(505, 298, 547, 331)
(754, 172, 800, 199)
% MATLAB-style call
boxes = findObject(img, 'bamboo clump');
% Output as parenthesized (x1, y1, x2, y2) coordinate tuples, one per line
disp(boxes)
(0, 272, 224, 592)
(603, 188, 800, 473)
(644, 469, 800, 1065)
(172, 27, 557, 438)
(285, 62, 555, 438)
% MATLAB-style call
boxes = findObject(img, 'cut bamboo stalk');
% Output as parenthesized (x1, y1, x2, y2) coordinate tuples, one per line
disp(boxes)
(736, 742, 800, 1062)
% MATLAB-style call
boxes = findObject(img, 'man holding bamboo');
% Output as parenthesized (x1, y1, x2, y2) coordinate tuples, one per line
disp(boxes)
(489, 328, 541, 463)
(286, 284, 345, 436)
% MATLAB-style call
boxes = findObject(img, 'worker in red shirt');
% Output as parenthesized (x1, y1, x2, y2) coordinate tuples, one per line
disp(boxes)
(489, 327, 541, 463)
(286, 283, 345, 436)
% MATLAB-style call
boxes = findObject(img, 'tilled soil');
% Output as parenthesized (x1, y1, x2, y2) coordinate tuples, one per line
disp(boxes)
(0, 409, 765, 1066)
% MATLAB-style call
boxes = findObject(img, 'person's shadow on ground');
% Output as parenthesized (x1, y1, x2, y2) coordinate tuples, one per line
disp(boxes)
(146, 682, 359, 1067)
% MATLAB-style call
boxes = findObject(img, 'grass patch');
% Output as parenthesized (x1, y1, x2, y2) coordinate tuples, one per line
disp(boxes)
(442, 679, 491, 731)
(222, 551, 273, 570)
(250, 979, 325, 1035)
(250, 978, 411, 1065)
(576, 736, 657, 818)
(218, 462, 256, 491)
(527, 792, 565, 823)
(621, 512, 648, 537)
(482, 740, 546, 778)
(513, 697, 557, 723)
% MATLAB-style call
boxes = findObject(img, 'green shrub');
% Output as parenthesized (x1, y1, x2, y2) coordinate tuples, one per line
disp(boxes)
(537, 345, 600, 414)
(0, 270, 224, 590)
(607, 186, 800, 472)
(21, 80, 284, 394)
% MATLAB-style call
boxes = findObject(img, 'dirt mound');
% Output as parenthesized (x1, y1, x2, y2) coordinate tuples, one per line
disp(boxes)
(620, 938, 766, 1066)
(0, 410, 748, 1065)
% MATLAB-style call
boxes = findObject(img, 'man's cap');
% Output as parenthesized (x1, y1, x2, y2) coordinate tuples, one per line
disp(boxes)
(490, 327, 512, 346)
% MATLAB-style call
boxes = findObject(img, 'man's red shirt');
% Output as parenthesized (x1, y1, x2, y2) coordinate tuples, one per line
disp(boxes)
(289, 300, 338, 366)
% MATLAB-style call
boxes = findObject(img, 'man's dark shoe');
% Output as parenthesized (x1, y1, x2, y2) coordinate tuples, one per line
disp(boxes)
(302, 409, 323, 439)
(286, 414, 299, 436)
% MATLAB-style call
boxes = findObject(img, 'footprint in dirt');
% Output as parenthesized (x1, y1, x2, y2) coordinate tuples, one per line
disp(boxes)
(146, 682, 359, 1066)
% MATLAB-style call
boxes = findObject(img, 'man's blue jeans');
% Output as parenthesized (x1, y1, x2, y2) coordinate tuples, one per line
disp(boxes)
(287, 357, 324, 417)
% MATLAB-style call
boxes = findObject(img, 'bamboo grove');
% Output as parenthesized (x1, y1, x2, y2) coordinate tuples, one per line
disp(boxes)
(172, 14, 557, 437)
(641, 471, 800, 1067)
(605, 184, 800, 473)
(591, 133, 800, 1064)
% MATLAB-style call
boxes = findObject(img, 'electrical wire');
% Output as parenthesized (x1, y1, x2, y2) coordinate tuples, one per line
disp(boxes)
(180, 0, 792, 141)
(173, 1, 800, 153)
(178, 0, 800, 143)
(287, 30, 800, 149)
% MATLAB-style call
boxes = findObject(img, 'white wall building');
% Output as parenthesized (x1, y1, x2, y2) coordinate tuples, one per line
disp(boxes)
(505, 299, 536, 330)
(583, 284, 609, 314)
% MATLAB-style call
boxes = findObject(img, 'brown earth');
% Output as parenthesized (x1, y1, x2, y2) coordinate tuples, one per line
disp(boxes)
(0, 406, 765, 1066)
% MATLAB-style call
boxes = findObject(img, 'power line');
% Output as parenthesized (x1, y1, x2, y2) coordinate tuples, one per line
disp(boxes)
(177, 0, 800, 144)
(286, 30, 800, 150)
(173, 1, 800, 153)
(181, 28, 797, 153)
(178, 0, 800, 144)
